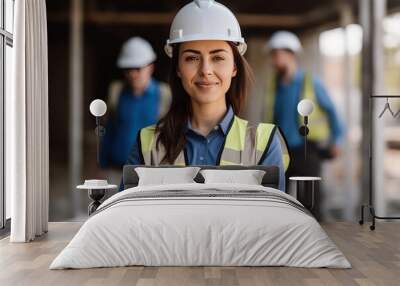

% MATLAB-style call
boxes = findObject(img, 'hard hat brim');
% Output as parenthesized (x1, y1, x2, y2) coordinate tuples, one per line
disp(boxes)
(265, 44, 302, 54)
(117, 56, 156, 69)
(164, 40, 247, 58)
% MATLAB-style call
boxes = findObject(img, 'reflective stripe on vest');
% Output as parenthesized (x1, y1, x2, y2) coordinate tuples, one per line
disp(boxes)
(255, 123, 290, 171)
(264, 72, 330, 142)
(218, 116, 247, 165)
(139, 116, 290, 171)
(139, 124, 185, 166)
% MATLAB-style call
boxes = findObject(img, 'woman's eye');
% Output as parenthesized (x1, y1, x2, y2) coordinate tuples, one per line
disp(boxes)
(213, 56, 225, 61)
(185, 56, 199, 62)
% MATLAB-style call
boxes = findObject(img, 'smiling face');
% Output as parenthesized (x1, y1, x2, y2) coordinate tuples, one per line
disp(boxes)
(177, 40, 237, 107)
(124, 64, 154, 95)
(270, 49, 296, 74)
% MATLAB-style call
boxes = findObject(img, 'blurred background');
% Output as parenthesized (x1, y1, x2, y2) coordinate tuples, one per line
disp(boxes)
(39, 0, 400, 222)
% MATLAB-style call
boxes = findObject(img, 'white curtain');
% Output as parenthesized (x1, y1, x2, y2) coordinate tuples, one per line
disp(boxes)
(7, 0, 49, 242)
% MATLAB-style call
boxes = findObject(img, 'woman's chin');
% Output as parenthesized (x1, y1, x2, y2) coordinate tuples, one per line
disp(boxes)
(191, 94, 224, 105)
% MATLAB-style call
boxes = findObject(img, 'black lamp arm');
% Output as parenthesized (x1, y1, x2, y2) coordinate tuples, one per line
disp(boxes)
(94, 117, 106, 166)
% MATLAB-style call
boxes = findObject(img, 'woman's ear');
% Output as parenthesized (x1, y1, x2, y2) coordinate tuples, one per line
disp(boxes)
(149, 64, 155, 74)
(232, 64, 237, 77)
(176, 68, 182, 78)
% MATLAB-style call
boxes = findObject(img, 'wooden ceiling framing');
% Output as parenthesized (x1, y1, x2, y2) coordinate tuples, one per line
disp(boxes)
(47, 0, 358, 31)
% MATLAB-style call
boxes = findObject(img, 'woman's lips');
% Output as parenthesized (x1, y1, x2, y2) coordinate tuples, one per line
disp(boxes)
(195, 81, 219, 87)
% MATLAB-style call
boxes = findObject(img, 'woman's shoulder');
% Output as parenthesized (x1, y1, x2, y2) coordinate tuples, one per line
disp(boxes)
(139, 123, 164, 138)
(137, 125, 157, 138)
(141, 124, 157, 131)
(245, 120, 276, 129)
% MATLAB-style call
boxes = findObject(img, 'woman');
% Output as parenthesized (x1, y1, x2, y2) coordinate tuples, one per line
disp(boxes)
(122, 0, 289, 191)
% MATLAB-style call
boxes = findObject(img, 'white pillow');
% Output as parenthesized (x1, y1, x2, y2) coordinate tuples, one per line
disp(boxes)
(135, 167, 201, 186)
(200, 169, 266, 185)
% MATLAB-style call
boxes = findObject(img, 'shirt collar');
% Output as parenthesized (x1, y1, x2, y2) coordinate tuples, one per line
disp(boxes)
(186, 105, 234, 136)
(278, 69, 304, 87)
(219, 105, 234, 135)
(293, 69, 304, 83)
(124, 78, 155, 97)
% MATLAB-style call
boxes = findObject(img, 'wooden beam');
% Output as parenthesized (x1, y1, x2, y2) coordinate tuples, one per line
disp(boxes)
(339, 1, 356, 220)
(238, 14, 302, 27)
(85, 11, 302, 27)
(359, 0, 372, 215)
(301, 2, 339, 26)
(86, 11, 175, 25)
(48, 4, 344, 28)
(69, 0, 84, 217)
(371, 0, 386, 215)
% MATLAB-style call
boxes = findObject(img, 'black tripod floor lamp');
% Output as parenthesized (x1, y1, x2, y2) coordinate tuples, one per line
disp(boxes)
(78, 99, 117, 215)
(359, 95, 400, 230)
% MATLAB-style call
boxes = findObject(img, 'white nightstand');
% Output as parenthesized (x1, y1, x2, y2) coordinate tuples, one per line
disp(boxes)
(77, 180, 117, 215)
(289, 176, 321, 210)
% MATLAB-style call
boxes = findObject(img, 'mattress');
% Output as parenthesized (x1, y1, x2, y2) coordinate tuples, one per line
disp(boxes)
(50, 183, 350, 269)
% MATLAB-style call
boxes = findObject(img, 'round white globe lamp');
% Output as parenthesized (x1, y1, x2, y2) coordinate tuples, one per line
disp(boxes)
(297, 99, 314, 116)
(90, 99, 107, 117)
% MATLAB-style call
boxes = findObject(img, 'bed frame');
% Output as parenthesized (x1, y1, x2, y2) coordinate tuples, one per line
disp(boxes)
(123, 165, 280, 190)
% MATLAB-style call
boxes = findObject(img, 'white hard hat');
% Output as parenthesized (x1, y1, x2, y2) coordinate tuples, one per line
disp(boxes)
(267, 31, 302, 54)
(117, 37, 157, 69)
(164, 0, 247, 58)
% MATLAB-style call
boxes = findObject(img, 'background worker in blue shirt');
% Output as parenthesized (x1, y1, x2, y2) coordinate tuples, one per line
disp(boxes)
(120, 0, 290, 192)
(264, 31, 344, 219)
(99, 37, 171, 185)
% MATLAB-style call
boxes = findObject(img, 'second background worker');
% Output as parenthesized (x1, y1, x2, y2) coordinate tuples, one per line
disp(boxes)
(264, 31, 344, 219)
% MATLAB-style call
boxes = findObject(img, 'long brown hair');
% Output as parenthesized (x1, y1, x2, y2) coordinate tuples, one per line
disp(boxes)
(155, 42, 253, 164)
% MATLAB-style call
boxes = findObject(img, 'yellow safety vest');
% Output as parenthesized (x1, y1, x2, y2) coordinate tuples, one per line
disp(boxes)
(139, 115, 290, 171)
(265, 73, 330, 142)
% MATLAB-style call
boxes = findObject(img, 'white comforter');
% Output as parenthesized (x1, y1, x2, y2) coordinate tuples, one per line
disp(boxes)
(50, 183, 350, 269)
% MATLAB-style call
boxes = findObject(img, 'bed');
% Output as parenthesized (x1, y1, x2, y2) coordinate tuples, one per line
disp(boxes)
(50, 165, 350, 269)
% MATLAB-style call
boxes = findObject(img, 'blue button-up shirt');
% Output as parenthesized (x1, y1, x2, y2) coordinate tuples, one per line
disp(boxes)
(274, 69, 343, 149)
(100, 79, 160, 168)
(122, 106, 286, 192)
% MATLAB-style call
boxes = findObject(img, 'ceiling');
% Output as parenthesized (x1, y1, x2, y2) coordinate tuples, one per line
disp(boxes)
(46, 0, 361, 33)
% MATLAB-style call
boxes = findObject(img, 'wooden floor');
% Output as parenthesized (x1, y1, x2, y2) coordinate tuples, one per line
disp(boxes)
(0, 222, 399, 286)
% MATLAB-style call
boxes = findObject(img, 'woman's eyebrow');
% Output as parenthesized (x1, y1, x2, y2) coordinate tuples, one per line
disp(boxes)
(181, 49, 201, 54)
(209, 49, 228, 54)
(181, 49, 229, 55)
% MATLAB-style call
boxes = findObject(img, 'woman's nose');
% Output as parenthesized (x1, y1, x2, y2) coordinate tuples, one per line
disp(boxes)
(199, 59, 213, 76)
